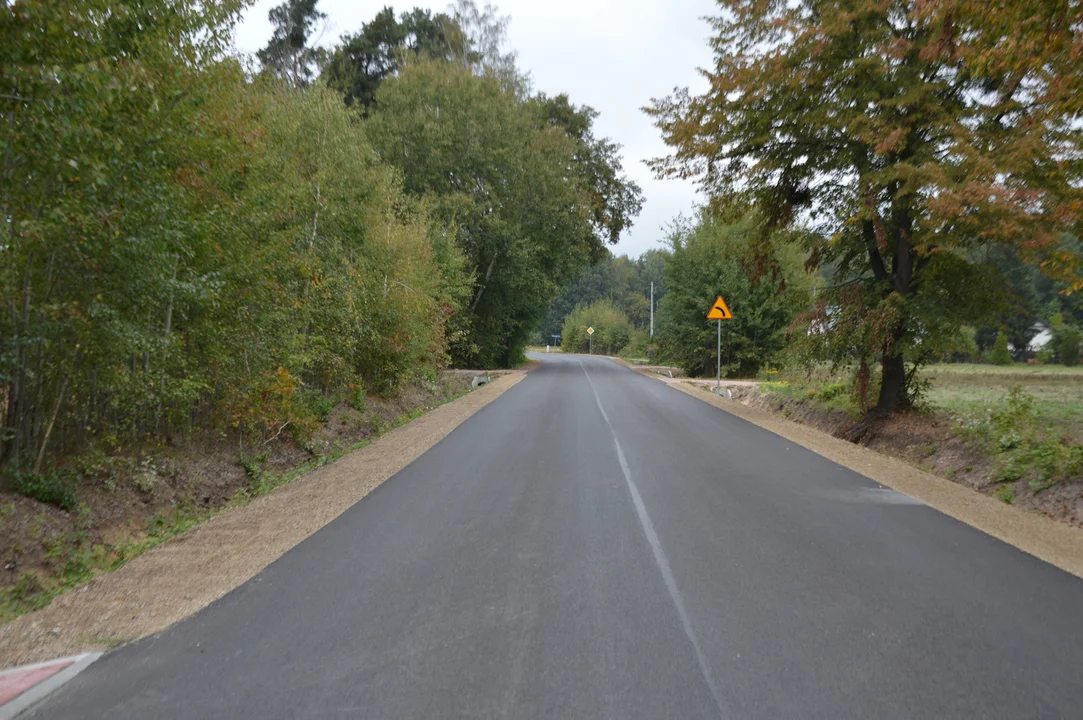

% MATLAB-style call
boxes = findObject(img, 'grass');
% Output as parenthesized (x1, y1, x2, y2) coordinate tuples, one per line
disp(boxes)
(761, 378, 863, 418)
(761, 361, 1083, 503)
(925, 363, 1083, 437)
(0, 382, 477, 625)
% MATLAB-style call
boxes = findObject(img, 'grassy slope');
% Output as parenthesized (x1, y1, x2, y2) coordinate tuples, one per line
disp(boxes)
(758, 362, 1083, 521)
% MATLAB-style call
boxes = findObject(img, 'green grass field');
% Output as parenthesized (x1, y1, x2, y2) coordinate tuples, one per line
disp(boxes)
(765, 361, 1083, 495)
(924, 364, 1083, 433)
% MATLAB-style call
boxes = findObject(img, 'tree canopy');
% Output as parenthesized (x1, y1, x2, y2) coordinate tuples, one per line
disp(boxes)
(657, 210, 811, 378)
(257, 0, 328, 87)
(648, 0, 1083, 421)
(366, 58, 640, 366)
(323, 6, 460, 112)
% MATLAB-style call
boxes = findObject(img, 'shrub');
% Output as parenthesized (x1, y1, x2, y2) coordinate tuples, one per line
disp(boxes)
(11, 469, 79, 510)
(1053, 325, 1081, 366)
(620, 329, 651, 358)
(295, 388, 334, 423)
(968, 386, 1083, 491)
(656, 210, 811, 378)
(988, 331, 1012, 366)
(561, 300, 634, 355)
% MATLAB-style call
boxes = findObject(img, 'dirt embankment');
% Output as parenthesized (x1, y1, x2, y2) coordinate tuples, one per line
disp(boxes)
(723, 384, 1083, 529)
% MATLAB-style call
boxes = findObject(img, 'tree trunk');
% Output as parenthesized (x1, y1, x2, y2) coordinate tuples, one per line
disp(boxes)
(875, 349, 907, 415)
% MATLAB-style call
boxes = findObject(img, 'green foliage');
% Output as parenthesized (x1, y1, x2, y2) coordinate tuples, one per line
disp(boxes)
(561, 300, 633, 355)
(367, 60, 614, 367)
(656, 210, 811, 378)
(11, 469, 79, 511)
(257, 0, 327, 88)
(648, 1, 1083, 414)
(1052, 325, 1082, 367)
(0, 5, 469, 477)
(540, 250, 667, 342)
(994, 485, 1015, 505)
(620, 329, 652, 359)
(531, 94, 644, 245)
(988, 332, 1013, 366)
(324, 6, 462, 112)
(961, 386, 1083, 491)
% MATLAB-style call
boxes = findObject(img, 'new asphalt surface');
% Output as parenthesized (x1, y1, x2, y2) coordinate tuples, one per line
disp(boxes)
(25, 354, 1083, 718)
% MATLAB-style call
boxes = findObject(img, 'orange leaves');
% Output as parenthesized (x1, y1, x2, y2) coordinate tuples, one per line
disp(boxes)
(874, 128, 908, 157)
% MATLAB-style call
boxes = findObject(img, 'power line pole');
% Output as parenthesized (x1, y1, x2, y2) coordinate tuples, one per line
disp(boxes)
(650, 281, 654, 338)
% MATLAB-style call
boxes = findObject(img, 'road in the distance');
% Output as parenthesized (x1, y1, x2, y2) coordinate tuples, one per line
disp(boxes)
(27, 354, 1083, 719)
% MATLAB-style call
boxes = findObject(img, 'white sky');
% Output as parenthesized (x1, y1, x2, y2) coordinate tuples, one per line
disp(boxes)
(232, 0, 717, 259)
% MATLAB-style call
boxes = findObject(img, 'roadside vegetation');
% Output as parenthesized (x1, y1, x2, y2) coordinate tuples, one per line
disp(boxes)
(743, 363, 1083, 523)
(1, 0, 642, 609)
(544, 2, 1082, 520)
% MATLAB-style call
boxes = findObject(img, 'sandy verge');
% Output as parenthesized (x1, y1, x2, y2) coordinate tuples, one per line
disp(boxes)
(0, 372, 526, 669)
(651, 374, 1083, 580)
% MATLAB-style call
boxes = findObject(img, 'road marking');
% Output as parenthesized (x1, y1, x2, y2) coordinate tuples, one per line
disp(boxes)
(0, 653, 101, 720)
(579, 361, 729, 719)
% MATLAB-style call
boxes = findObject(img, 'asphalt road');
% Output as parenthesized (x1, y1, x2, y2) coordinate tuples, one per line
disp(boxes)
(27, 354, 1083, 719)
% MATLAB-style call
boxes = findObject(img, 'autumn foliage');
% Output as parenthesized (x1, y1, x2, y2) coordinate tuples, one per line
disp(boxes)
(647, 0, 1083, 419)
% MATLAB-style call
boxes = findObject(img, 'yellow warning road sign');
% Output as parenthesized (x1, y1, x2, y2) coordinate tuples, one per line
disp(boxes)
(706, 296, 733, 320)
(587, 326, 594, 335)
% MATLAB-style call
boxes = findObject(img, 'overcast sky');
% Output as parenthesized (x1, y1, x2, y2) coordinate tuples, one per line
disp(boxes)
(233, 0, 717, 259)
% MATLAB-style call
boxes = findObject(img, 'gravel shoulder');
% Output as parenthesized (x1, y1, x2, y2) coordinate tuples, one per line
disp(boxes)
(659, 374, 1083, 580)
(0, 372, 526, 669)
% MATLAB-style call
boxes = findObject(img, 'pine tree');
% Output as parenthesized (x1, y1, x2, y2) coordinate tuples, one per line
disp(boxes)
(257, 0, 326, 88)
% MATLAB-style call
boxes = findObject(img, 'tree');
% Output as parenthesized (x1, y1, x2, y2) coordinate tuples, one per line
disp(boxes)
(1, 0, 248, 472)
(657, 210, 811, 378)
(257, 0, 327, 88)
(533, 94, 644, 247)
(366, 60, 597, 367)
(988, 332, 1013, 366)
(1049, 313, 1082, 367)
(539, 251, 666, 342)
(648, 1, 1083, 428)
(323, 7, 460, 113)
(0, 1, 470, 478)
(446, 0, 522, 90)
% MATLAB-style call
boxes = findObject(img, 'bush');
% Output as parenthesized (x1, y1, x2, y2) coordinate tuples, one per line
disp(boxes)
(968, 386, 1083, 490)
(1053, 325, 1081, 366)
(620, 329, 651, 359)
(561, 300, 634, 355)
(11, 469, 79, 510)
(988, 331, 1013, 365)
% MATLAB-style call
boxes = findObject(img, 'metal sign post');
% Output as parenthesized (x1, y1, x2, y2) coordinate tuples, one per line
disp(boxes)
(587, 326, 594, 354)
(717, 319, 721, 391)
(706, 296, 733, 394)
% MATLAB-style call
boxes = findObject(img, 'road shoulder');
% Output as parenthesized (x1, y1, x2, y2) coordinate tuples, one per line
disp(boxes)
(657, 374, 1083, 580)
(0, 372, 526, 670)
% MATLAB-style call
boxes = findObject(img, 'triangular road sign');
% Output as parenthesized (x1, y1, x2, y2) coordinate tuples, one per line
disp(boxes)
(706, 295, 733, 320)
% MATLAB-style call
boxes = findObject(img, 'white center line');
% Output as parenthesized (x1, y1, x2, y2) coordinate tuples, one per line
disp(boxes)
(580, 360, 729, 719)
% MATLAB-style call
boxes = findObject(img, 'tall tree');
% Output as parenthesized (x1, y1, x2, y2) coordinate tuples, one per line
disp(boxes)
(257, 0, 327, 88)
(647, 0, 1083, 429)
(533, 94, 645, 248)
(446, 0, 521, 90)
(657, 210, 811, 378)
(366, 60, 596, 366)
(323, 7, 460, 112)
